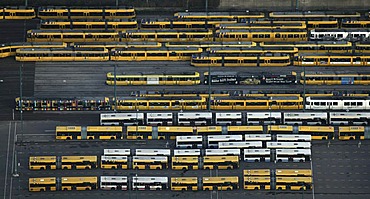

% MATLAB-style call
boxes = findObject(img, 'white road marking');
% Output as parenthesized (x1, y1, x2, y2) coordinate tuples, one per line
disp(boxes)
(3, 122, 12, 199)
(9, 122, 17, 199)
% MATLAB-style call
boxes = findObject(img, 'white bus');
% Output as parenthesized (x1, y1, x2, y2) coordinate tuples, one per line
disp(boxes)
(244, 134, 271, 141)
(246, 112, 282, 125)
(215, 112, 242, 125)
(176, 136, 203, 149)
(104, 149, 131, 156)
(100, 176, 128, 190)
(243, 149, 271, 162)
(135, 149, 171, 156)
(100, 113, 144, 126)
(276, 149, 311, 162)
(283, 112, 327, 125)
(178, 112, 212, 125)
(207, 135, 243, 148)
(132, 176, 168, 190)
(218, 141, 263, 149)
(205, 149, 241, 156)
(173, 149, 201, 156)
(267, 142, 311, 149)
(329, 112, 370, 125)
(146, 112, 173, 126)
(276, 134, 312, 142)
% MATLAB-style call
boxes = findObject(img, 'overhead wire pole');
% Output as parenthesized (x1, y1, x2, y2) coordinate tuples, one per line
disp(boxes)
(205, 0, 208, 13)
(19, 17, 27, 144)
(208, 66, 211, 111)
(303, 61, 306, 111)
(296, 0, 299, 10)
(206, 0, 210, 111)
(114, 63, 117, 112)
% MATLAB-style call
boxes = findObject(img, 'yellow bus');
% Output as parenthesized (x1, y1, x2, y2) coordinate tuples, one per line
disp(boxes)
(267, 125, 293, 134)
(338, 126, 365, 140)
(275, 169, 312, 177)
(61, 176, 98, 191)
(122, 30, 213, 42)
(100, 155, 128, 169)
(196, 126, 223, 135)
(227, 126, 264, 134)
(29, 156, 57, 170)
(191, 53, 291, 67)
(243, 176, 271, 190)
(29, 177, 56, 192)
(2, 7, 36, 20)
(243, 169, 270, 176)
(298, 126, 334, 140)
(111, 47, 203, 61)
(171, 156, 199, 170)
(40, 19, 138, 30)
(38, 7, 136, 20)
(55, 126, 82, 140)
(86, 126, 123, 140)
(171, 177, 198, 191)
(211, 96, 303, 110)
(275, 177, 312, 191)
(301, 71, 370, 85)
(126, 126, 152, 139)
(132, 156, 168, 170)
(260, 41, 351, 54)
(157, 126, 194, 139)
(106, 72, 201, 86)
(61, 156, 98, 170)
(16, 47, 110, 62)
(202, 176, 239, 191)
(203, 156, 239, 170)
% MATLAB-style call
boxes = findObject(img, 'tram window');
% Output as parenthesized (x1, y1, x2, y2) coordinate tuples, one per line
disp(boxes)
(194, 34, 207, 38)
(157, 34, 177, 38)
(51, 35, 62, 38)
(147, 53, 167, 57)
(137, 102, 147, 106)
(217, 102, 230, 106)
(353, 57, 361, 62)
(235, 102, 244, 106)
(302, 58, 314, 62)
(130, 35, 142, 38)
(149, 102, 169, 106)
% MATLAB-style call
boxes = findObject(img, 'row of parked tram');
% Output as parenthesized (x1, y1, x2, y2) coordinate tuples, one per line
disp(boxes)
(1, 7, 368, 20)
